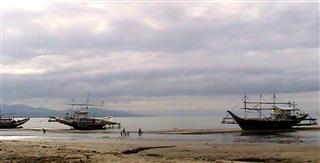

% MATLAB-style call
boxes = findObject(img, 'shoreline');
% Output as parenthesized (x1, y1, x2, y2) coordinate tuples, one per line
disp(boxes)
(155, 126, 320, 134)
(11, 125, 320, 135)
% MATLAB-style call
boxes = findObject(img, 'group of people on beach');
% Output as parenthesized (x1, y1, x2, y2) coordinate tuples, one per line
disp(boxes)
(43, 127, 143, 139)
(121, 128, 129, 137)
(120, 128, 143, 138)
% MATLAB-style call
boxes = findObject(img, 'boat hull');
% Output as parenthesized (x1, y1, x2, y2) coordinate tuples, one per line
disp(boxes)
(227, 111, 307, 131)
(50, 117, 108, 130)
(0, 118, 30, 129)
(68, 122, 106, 130)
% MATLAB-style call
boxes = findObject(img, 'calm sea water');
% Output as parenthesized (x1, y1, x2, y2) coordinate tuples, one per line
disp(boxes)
(24, 116, 234, 130)
(0, 116, 319, 144)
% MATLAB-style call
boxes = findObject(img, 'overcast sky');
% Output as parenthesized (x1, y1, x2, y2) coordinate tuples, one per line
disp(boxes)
(1, 2, 319, 115)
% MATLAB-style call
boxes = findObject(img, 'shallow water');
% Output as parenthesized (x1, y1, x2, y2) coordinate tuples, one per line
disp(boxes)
(22, 116, 235, 130)
(0, 116, 319, 144)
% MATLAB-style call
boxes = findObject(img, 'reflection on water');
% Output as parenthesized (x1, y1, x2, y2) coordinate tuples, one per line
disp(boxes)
(236, 132, 305, 144)
(0, 117, 319, 144)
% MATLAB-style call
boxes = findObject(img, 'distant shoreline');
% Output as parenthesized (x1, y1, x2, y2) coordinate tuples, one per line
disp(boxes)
(11, 115, 152, 118)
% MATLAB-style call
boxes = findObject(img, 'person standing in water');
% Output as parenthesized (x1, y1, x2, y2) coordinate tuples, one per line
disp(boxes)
(138, 128, 142, 136)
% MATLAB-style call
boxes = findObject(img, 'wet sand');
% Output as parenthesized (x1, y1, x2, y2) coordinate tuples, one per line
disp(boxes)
(1, 127, 319, 162)
(18, 125, 320, 134)
(155, 126, 320, 134)
(0, 138, 319, 162)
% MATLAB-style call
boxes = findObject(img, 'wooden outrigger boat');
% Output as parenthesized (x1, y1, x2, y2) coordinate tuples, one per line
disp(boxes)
(49, 97, 120, 130)
(0, 115, 30, 129)
(222, 94, 318, 131)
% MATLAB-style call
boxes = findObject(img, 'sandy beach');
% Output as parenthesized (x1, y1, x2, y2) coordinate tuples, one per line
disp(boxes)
(0, 137, 319, 163)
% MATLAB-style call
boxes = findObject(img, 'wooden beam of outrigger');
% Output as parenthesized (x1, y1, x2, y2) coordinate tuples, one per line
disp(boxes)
(240, 107, 300, 110)
(67, 103, 103, 107)
(244, 101, 296, 105)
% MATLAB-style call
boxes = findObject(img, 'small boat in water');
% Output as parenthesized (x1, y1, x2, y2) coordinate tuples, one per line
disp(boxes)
(0, 115, 30, 128)
(49, 98, 120, 130)
(222, 94, 317, 131)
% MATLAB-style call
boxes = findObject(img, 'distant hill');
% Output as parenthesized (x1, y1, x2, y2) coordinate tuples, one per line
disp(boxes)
(0, 104, 140, 118)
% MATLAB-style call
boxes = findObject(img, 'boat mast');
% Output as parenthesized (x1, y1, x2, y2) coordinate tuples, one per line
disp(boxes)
(101, 101, 104, 109)
(259, 94, 262, 119)
(72, 98, 75, 110)
(292, 101, 296, 115)
(273, 94, 276, 108)
(244, 95, 247, 119)
(86, 94, 90, 110)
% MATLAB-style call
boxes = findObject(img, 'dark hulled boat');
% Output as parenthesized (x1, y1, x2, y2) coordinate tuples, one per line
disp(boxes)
(222, 94, 316, 131)
(0, 116, 30, 128)
(227, 110, 307, 130)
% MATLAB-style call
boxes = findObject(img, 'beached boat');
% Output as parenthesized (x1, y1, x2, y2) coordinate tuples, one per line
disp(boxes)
(0, 116, 30, 128)
(222, 94, 317, 131)
(49, 98, 120, 130)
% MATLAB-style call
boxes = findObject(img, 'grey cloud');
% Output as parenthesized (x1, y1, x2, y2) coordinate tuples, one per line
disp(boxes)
(4, 50, 318, 101)
(4, 3, 318, 60)
(2, 2, 319, 109)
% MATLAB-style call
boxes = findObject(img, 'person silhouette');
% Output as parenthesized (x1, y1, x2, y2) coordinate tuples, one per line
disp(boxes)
(138, 128, 142, 136)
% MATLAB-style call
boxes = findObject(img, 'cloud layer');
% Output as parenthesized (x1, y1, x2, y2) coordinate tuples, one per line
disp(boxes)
(2, 2, 319, 113)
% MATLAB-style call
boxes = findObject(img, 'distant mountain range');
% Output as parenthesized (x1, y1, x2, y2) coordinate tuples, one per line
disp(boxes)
(0, 104, 140, 118)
